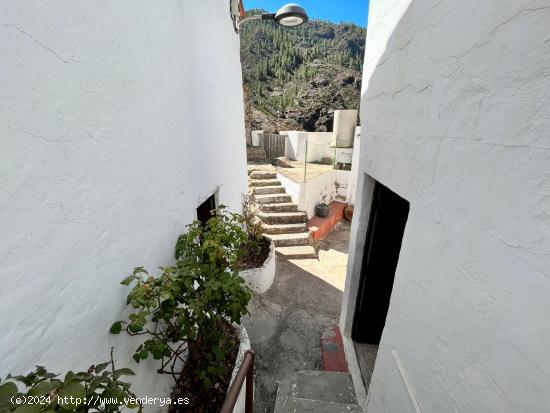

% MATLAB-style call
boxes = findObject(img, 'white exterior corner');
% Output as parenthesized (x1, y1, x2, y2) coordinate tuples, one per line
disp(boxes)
(341, 1, 550, 413)
(0, 0, 247, 407)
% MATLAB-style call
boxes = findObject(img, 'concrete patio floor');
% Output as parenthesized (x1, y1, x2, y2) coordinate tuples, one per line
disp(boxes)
(247, 158, 335, 183)
(242, 222, 351, 412)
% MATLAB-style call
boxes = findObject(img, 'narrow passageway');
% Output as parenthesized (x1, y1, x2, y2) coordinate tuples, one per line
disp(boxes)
(242, 223, 351, 412)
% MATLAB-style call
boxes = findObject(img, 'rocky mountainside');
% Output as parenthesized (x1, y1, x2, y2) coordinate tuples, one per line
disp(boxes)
(240, 12, 366, 133)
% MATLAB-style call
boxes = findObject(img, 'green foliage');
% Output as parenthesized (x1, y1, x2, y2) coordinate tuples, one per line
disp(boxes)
(174, 206, 249, 271)
(111, 207, 252, 389)
(0, 350, 141, 413)
(241, 14, 365, 130)
(241, 194, 264, 241)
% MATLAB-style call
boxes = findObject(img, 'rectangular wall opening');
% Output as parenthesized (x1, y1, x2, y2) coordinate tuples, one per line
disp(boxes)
(196, 193, 217, 226)
(352, 180, 410, 388)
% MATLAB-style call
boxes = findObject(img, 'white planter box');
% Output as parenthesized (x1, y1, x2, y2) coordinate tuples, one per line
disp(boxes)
(239, 240, 276, 294)
(228, 325, 252, 413)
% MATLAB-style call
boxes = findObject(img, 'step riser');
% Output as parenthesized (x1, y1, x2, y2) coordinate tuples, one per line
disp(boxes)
(275, 370, 359, 413)
(261, 204, 299, 212)
(272, 237, 311, 247)
(256, 195, 292, 204)
(263, 225, 307, 235)
(250, 172, 277, 180)
(259, 214, 308, 225)
(254, 186, 285, 195)
(249, 180, 281, 187)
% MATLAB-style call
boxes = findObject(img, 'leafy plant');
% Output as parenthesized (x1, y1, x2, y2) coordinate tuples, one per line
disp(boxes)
(111, 207, 252, 390)
(0, 349, 141, 413)
(242, 194, 264, 242)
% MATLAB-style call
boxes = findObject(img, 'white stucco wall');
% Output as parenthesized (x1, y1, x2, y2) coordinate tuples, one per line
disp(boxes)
(277, 172, 302, 205)
(251, 130, 263, 147)
(0, 1, 247, 408)
(279, 170, 350, 219)
(304, 132, 334, 163)
(283, 131, 308, 161)
(346, 128, 361, 205)
(341, 1, 550, 412)
(284, 131, 335, 163)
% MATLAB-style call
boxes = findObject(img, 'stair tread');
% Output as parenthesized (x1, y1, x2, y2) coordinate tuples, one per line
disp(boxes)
(249, 179, 281, 186)
(266, 232, 310, 240)
(259, 211, 307, 217)
(263, 223, 307, 229)
(276, 246, 317, 259)
(277, 371, 357, 405)
(263, 223, 307, 235)
(254, 186, 286, 195)
(274, 397, 362, 413)
(254, 185, 283, 189)
(250, 172, 277, 179)
(261, 202, 297, 207)
(255, 194, 291, 199)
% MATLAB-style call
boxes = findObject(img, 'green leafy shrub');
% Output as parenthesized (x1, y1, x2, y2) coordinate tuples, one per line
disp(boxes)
(0, 349, 141, 413)
(240, 195, 271, 270)
(111, 207, 252, 390)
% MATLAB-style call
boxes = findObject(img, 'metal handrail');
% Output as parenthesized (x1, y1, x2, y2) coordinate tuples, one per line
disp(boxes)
(220, 350, 255, 413)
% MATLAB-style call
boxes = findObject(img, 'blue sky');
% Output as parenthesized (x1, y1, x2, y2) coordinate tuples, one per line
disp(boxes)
(243, 0, 369, 27)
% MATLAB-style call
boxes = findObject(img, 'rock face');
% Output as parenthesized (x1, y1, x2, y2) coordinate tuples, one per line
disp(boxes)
(240, 15, 366, 133)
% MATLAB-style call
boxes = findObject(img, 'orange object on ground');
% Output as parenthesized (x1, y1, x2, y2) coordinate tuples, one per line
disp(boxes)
(307, 201, 346, 241)
(321, 324, 349, 372)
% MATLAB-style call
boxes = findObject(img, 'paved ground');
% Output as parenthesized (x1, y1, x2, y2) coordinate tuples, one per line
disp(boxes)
(242, 223, 351, 413)
(353, 342, 378, 391)
(247, 158, 334, 183)
(284, 221, 350, 291)
(276, 159, 334, 182)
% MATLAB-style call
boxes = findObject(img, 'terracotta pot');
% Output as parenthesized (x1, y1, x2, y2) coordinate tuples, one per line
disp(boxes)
(344, 205, 354, 221)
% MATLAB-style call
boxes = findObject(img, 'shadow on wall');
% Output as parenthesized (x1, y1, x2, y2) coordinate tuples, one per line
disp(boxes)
(355, 0, 550, 412)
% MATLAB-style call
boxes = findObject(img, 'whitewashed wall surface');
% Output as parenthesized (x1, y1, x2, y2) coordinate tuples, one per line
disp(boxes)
(342, 0, 550, 412)
(0, 1, 247, 408)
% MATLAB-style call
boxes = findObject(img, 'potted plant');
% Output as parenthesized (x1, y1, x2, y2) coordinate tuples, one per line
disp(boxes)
(315, 202, 330, 218)
(110, 206, 252, 412)
(0, 349, 142, 413)
(238, 195, 276, 293)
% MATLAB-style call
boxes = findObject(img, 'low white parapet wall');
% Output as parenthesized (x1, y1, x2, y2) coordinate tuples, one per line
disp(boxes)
(239, 240, 276, 294)
(278, 170, 351, 219)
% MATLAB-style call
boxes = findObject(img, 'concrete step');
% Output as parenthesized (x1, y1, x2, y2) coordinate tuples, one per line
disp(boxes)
(249, 179, 281, 187)
(253, 185, 285, 195)
(260, 202, 298, 213)
(259, 211, 308, 224)
(276, 246, 317, 259)
(275, 371, 358, 410)
(274, 398, 362, 413)
(247, 146, 266, 161)
(266, 232, 311, 247)
(255, 194, 292, 205)
(263, 223, 307, 235)
(249, 171, 277, 180)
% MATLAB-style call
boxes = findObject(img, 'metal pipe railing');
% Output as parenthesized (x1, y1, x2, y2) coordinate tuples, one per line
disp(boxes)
(220, 350, 255, 413)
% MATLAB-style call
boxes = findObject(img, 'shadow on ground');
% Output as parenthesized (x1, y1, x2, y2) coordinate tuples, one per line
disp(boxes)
(242, 258, 343, 413)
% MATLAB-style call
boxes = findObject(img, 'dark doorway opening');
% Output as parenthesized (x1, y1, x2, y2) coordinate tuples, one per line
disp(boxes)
(352, 181, 409, 344)
(196, 194, 217, 226)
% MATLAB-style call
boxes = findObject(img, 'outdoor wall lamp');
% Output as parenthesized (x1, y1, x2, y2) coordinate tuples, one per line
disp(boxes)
(236, 3, 309, 31)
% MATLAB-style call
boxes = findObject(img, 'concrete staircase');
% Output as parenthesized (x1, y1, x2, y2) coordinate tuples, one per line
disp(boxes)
(246, 145, 266, 161)
(249, 169, 316, 259)
(274, 371, 363, 412)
